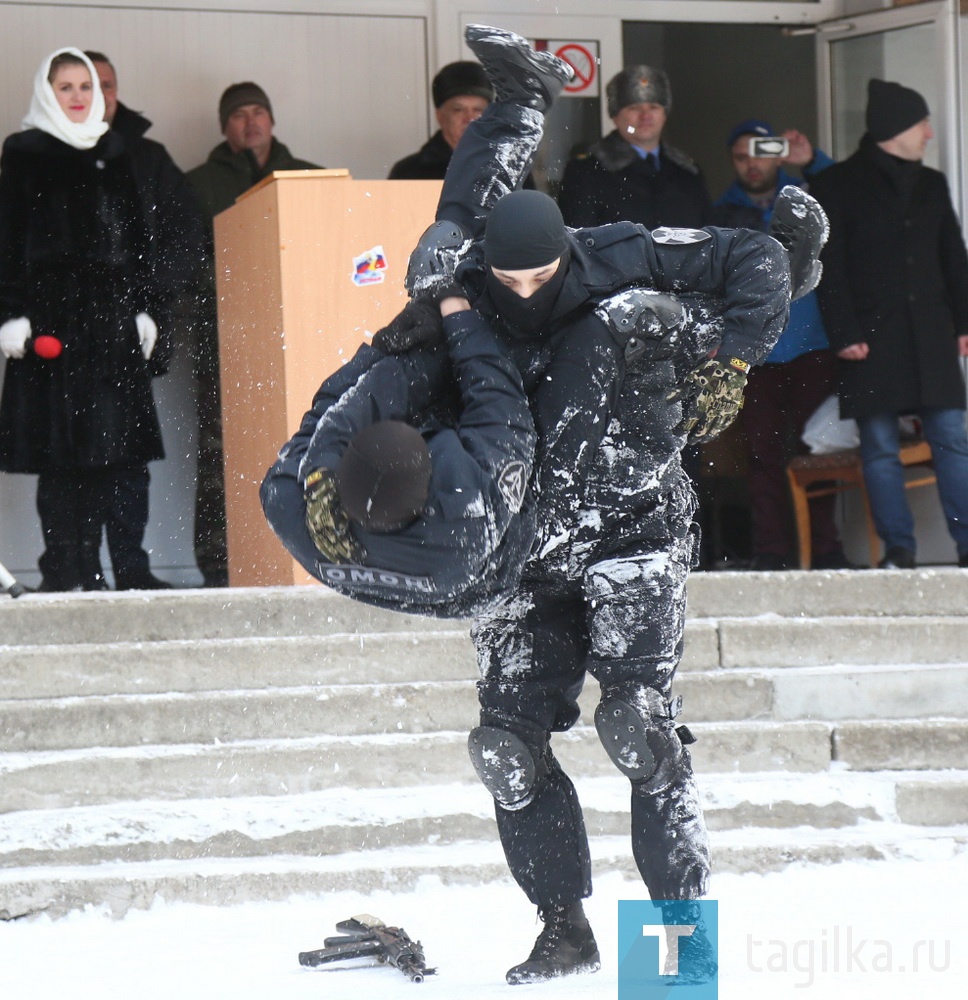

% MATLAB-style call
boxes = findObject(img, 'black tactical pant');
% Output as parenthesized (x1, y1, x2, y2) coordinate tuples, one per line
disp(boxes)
(471, 525, 709, 907)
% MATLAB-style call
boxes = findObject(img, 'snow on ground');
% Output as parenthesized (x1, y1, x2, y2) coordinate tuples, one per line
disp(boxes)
(1, 848, 965, 999)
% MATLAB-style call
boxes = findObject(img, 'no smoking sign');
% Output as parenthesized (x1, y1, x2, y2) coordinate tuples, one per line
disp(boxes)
(534, 39, 599, 98)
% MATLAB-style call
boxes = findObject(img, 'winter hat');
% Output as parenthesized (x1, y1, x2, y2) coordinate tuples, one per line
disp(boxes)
(432, 61, 494, 108)
(484, 190, 569, 270)
(219, 82, 273, 130)
(726, 118, 774, 148)
(335, 421, 432, 533)
(23, 47, 108, 150)
(865, 79, 929, 142)
(606, 65, 671, 118)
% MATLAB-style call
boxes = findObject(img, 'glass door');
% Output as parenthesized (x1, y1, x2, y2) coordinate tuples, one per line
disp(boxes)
(816, 0, 961, 209)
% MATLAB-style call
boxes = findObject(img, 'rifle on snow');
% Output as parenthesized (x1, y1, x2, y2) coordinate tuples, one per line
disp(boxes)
(298, 913, 436, 983)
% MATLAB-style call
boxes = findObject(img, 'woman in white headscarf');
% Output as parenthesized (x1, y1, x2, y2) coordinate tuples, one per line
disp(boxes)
(0, 48, 199, 591)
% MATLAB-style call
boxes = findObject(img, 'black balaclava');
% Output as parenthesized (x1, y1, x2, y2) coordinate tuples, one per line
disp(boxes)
(335, 421, 432, 533)
(484, 190, 571, 334)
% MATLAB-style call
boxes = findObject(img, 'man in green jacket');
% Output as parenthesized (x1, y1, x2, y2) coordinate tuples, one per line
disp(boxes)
(186, 83, 319, 586)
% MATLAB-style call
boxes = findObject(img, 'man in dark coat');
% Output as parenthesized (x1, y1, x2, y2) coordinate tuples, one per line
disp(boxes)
(388, 61, 494, 180)
(187, 82, 319, 587)
(811, 79, 968, 569)
(84, 51, 206, 589)
(557, 64, 710, 230)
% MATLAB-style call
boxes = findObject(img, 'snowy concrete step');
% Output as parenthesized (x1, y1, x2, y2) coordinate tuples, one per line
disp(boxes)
(0, 672, 766, 753)
(0, 633, 480, 700)
(6, 718, 965, 815)
(3, 772, 965, 873)
(714, 616, 968, 668)
(0, 722, 836, 813)
(0, 623, 719, 699)
(686, 567, 968, 619)
(834, 719, 968, 770)
(2, 569, 967, 650)
(2, 824, 966, 921)
(4, 663, 967, 755)
(0, 587, 466, 648)
(3, 612, 966, 695)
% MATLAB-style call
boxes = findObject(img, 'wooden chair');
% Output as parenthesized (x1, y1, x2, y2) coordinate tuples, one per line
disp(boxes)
(786, 440, 936, 569)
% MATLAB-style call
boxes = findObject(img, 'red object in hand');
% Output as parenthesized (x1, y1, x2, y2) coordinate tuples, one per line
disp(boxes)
(32, 335, 63, 359)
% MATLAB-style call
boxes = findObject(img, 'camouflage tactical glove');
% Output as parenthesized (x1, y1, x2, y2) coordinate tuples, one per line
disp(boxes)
(304, 469, 364, 563)
(371, 300, 444, 354)
(669, 355, 750, 445)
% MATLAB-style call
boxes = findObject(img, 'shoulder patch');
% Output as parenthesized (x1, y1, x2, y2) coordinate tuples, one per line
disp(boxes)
(497, 461, 528, 513)
(651, 227, 712, 246)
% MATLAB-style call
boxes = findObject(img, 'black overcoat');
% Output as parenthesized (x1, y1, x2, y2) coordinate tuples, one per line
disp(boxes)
(557, 131, 711, 230)
(810, 136, 968, 419)
(0, 128, 198, 472)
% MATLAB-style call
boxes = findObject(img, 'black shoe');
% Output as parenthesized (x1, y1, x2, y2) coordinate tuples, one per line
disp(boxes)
(115, 572, 173, 590)
(201, 569, 229, 588)
(465, 24, 574, 112)
(595, 289, 684, 364)
(747, 553, 791, 571)
(79, 542, 109, 591)
(878, 546, 916, 569)
(959, 553, 968, 568)
(37, 578, 82, 593)
(769, 185, 829, 301)
(811, 550, 856, 570)
(506, 902, 601, 985)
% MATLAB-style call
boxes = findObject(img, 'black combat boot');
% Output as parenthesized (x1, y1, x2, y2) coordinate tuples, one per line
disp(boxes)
(465, 24, 574, 113)
(769, 185, 829, 301)
(506, 902, 601, 985)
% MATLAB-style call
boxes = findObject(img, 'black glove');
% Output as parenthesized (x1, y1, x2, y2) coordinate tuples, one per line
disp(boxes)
(405, 220, 468, 304)
(371, 300, 444, 354)
(304, 469, 364, 563)
(668, 355, 750, 445)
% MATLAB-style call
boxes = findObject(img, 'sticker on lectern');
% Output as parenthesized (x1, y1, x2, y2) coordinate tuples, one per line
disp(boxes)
(352, 246, 388, 286)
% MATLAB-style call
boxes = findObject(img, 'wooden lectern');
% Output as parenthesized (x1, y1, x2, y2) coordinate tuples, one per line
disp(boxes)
(213, 170, 442, 586)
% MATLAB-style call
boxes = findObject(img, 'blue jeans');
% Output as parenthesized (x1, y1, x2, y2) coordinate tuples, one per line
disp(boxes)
(857, 408, 968, 557)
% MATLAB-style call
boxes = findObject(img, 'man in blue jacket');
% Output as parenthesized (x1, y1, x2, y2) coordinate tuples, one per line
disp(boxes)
(710, 119, 849, 570)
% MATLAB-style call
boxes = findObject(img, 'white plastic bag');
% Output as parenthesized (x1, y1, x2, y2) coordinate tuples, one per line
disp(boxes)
(801, 394, 860, 454)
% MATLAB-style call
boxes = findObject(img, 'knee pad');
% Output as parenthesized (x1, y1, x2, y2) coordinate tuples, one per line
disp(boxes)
(595, 685, 693, 793)
(467, 724, 548, 811)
